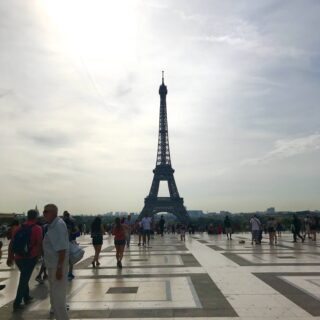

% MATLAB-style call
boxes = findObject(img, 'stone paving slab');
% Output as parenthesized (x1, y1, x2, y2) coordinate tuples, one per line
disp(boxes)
(1, 232, 320, 319)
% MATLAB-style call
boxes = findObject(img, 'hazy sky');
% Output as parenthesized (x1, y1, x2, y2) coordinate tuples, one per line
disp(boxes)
(1, 0, 320, 214)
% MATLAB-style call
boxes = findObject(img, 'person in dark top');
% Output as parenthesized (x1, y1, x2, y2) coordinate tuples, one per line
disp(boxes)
(35, 221, 48, 284)
(159, 216, 165, 237)
(0, 240, 4, 290)
(224, 216, 232, 240)
(91, 217, 105, 268)
(7, 210, 43, 311)
(292, 215, 305, 243)
(310, 216, 318, 241)
(63, 211, 78, 280)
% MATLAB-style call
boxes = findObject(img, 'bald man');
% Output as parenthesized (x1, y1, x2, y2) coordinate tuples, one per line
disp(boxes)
(43, 204, 69, 320)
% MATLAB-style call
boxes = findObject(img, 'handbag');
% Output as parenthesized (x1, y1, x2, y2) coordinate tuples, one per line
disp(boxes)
(69, 241, 85, 264)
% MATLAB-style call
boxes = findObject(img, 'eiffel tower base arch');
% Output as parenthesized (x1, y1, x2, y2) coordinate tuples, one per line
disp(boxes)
(140, 197, 189, 223)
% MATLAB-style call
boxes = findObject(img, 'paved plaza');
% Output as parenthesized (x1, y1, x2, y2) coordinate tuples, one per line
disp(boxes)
(1, 232, 320, 319)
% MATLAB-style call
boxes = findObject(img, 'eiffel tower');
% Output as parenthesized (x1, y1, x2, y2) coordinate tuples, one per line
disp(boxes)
(140, 72, 189, 222)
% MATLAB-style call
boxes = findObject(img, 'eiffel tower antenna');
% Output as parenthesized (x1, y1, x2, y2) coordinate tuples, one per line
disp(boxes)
(139, 72, 189, 222)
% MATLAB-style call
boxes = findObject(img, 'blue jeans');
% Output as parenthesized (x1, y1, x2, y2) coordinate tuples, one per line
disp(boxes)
(252, 230, 260, 243)
(14, 257, 37, 306)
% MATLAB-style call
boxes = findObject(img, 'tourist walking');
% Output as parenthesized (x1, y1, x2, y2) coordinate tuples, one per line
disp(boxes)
(43, 204, 69, 320)
(291, 215, 305, 243)
(304, 215, 311, 239)
(310, 216, 318, 241)
(267, 217, 277, 244)
(63, 211, 78, 281)
(7, 209, 43, 311)
(137, 219, 143, 246)
(180, 224, 186, 241)
(159, 215, 165, 237)
(224, 216, 232, 240)
(141, 215, 152, 246)
(250, 215, 261, 244)
(91, 216, 105, 267)
(112, 217, 126, 268)
(276, 220, 282, 237)
(35, 221, 48, 284)
(124, 215, 133, 248)
(0, 239, 4, 290)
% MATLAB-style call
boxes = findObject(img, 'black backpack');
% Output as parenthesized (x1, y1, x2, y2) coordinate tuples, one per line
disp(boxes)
(11, 224, 35, 257)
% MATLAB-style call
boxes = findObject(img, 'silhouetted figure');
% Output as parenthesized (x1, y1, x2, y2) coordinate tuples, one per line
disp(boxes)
(291, 215, 305, 243)
(159, 215, 165, 237)
(224, 216, 232, 240)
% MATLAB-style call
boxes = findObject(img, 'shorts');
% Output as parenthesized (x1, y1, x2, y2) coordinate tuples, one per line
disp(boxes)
(143, 229, 151, 236)
(267, 227, 275, 233)
(138, 227, 144, 235)
(92, 235, 103, 246)
(114, 239, 126, 246)
(225, 227, 232, 234)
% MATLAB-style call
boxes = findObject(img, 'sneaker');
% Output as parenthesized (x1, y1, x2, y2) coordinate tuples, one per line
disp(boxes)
(0, 284, 5, 291)
(68, 273, 75, 280)
(35, 276, 44, 284)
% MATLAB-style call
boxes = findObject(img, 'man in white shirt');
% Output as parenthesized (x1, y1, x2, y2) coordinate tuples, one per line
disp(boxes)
(43, 204, 69, 320)
(141, 215, 152, 246)
(250, 215, 261, 245)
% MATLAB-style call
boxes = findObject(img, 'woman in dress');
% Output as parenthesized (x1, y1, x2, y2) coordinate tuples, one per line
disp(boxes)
(91, 216, 105, 268)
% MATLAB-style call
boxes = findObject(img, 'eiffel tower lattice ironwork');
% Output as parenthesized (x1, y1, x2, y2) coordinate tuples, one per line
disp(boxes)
(139, 72, 189, 222)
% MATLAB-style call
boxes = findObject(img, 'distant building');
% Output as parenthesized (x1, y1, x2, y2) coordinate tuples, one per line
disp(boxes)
(266, 207, 275, 214)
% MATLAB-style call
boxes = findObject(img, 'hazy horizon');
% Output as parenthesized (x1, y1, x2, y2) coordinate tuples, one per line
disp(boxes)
(1, 1, 320, 214)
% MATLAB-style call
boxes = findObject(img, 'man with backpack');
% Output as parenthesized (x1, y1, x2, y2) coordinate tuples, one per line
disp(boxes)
(7, 209, 43, 311)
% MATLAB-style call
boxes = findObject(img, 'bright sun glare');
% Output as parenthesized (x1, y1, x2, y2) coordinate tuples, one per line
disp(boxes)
(41, 0, 139, 64)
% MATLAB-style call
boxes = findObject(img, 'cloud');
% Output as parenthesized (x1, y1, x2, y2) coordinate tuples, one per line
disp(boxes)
(1, 0, 320, 212)
(242, 133, 320, 165)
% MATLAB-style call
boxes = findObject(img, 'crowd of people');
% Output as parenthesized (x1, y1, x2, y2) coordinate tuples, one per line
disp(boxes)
(249, 214, 318, 245)
(204, 214, 319, 245)
(0, 209, 319, 319)
(0, 208, 188, 319)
